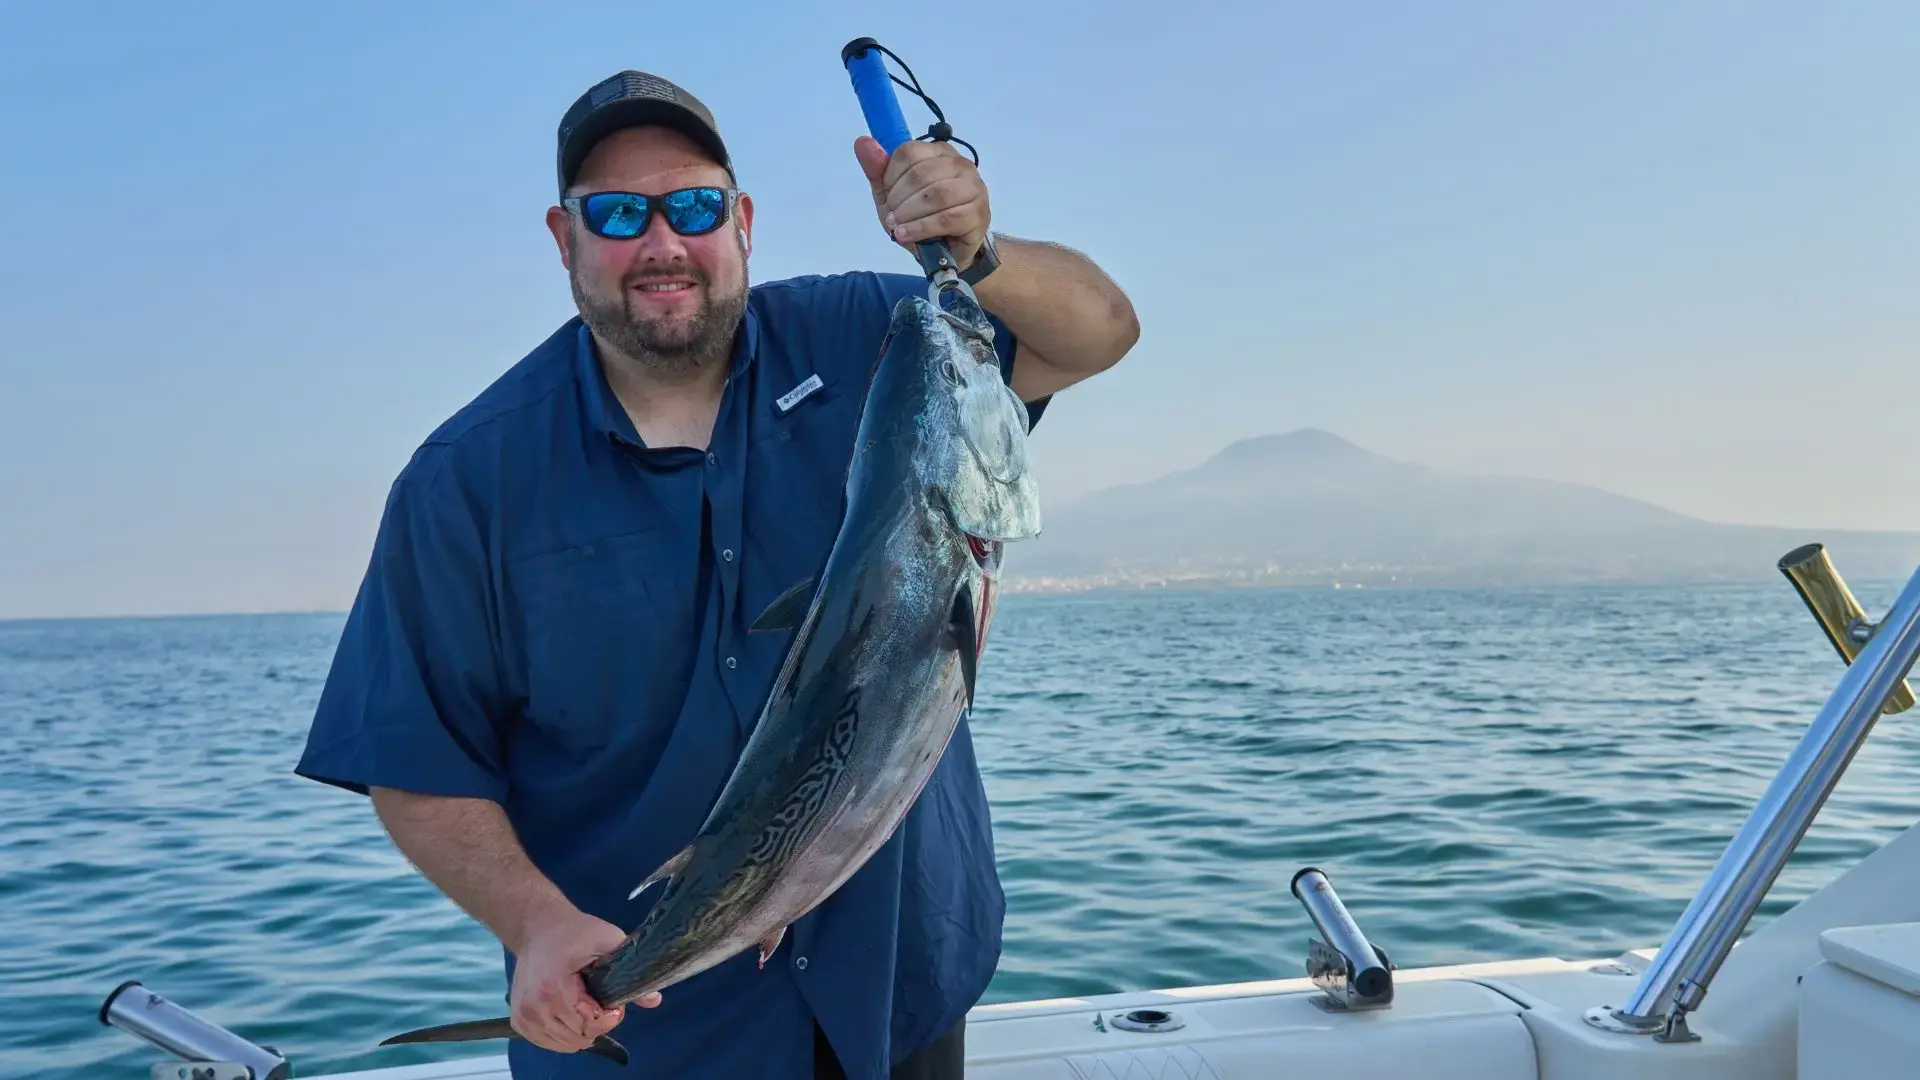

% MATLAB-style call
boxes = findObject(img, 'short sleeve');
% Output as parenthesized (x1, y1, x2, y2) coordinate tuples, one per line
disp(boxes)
(295, 449, 509, 802)
(868, 271, 1049, 431)
(985, 308, 1049, 432)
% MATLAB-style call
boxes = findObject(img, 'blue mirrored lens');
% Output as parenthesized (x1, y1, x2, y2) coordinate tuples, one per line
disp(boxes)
(583, 193, 651, 238)
(661, 188, 725, 234)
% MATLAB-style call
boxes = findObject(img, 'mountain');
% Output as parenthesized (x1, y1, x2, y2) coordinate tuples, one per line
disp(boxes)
(1005, 429, 1920, 590)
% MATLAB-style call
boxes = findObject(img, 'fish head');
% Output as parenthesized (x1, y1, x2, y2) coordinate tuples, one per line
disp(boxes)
(895, 287, 1042, 548)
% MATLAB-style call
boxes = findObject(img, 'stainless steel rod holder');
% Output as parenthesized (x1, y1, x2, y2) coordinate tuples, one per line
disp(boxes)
(1291, 867, 1394, 1010)
(1587, 557, 1920, 1043)
(100, 981, 292, 1080)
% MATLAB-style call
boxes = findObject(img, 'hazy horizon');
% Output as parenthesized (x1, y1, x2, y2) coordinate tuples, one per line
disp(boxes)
(3, 3, 1915, 619)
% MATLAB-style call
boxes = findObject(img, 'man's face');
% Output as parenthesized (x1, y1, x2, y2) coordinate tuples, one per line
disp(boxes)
(547, 125, 754, 379)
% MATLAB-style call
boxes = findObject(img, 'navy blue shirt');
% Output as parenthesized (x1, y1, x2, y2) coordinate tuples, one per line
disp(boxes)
(297, 270, 1045, 1080)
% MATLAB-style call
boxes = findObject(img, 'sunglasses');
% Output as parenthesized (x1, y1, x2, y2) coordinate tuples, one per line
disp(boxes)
(562, 187, 741, 240)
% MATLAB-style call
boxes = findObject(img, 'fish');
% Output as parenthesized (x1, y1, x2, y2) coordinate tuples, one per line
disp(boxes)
(380, 279, 1041, 1064)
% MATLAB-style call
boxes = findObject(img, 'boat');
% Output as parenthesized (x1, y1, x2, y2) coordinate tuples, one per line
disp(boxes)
(98, 543, 1920, 1080)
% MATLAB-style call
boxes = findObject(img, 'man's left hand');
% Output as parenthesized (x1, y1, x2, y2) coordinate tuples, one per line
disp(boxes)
(854, 135, 990, 271)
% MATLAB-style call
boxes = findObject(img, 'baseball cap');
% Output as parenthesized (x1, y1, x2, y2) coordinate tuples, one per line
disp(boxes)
(556, 70, 733, 196)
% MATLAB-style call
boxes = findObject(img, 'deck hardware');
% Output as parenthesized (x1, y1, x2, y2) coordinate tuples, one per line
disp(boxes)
(1110, 1008, 1185, 1033)
(1291, 867, 1395, 1012)
(1583, 1003, 1698, 1043)
(151, 1067, 249, 1080)
(1780, 543, 1914, 713)
(99, 981, 291, 1080)
(1587, 552, 1920, 1043)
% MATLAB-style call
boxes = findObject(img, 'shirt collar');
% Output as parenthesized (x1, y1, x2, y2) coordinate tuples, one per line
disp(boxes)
(575, 299, 761, 447)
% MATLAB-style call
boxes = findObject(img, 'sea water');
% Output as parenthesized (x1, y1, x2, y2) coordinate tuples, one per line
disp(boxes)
(4, 580, 1916, 1077)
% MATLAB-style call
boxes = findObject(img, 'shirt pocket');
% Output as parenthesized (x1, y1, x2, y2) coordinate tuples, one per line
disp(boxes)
(509, 526, 695, 757)
(754, 372, 856, 450)
(748, 377, 860, 572)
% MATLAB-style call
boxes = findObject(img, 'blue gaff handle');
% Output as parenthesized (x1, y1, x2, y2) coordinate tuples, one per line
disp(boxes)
(840, 38, 961, 284)
(841, 38, 914, 154)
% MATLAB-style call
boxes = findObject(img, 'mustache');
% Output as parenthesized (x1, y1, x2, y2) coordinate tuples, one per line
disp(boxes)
(623, 264, 709, 289)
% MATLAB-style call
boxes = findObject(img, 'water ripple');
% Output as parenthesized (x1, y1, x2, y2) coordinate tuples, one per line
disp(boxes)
(3, 583, 1919, 1077)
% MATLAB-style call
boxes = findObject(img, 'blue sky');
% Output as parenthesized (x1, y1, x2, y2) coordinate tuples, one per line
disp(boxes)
(2, 1, 1915, 618)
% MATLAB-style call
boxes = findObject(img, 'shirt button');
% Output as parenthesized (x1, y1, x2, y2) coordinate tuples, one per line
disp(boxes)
(795, 956, 808, 970)
(722, 549, 735, 562)
(725, 656, 738, 669)
(707, 452, 719, 466)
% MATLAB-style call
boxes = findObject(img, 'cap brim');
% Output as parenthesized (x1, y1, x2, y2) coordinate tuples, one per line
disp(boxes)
(559, 99, 732, 193)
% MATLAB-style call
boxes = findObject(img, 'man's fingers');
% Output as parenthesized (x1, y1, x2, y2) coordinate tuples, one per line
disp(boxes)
(541, 982, 590, 1039)
(514, 1011, 583, 1054)
(887, 177, 979, 229)
(893, 198, 988, 245)
(638, 991, 663, 1009)
(569, 979, 624, 1038)
(572, 990, 616, 1029)
(881, 139, 963, 189)
(505, 912, 641, 1055)
(584, 1003, 626, 1037)
(539, 1020, 594, 1055)
(882, 156, 971, 217)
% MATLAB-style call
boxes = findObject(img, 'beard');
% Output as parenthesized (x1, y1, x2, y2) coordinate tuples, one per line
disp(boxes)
(570, 252, 748, 382)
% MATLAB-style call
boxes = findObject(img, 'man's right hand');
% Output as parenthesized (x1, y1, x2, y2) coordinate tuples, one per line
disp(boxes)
(509, 906, 663, 1054)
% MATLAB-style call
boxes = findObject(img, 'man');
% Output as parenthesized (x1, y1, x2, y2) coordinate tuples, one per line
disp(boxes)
(296, 68, 1136, 1080)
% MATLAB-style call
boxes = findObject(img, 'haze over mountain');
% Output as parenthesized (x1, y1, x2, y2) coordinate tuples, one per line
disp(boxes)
(1008, 429, 1920, 590)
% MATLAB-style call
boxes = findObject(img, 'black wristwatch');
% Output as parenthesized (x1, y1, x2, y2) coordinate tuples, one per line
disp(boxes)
(960, 232, 1000, 286)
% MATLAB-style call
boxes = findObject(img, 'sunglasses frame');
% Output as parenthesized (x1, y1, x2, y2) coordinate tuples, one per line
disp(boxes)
(562, 186, 743, 240)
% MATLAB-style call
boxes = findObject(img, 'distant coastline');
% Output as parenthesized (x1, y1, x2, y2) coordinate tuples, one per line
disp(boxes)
(6, 428, 1916, 621)
(1001, 428, 1920, 595)
(998, 564, 1918, 596)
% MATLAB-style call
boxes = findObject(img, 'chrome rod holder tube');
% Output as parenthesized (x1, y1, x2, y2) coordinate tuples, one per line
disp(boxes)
(1292, 867, 1394, 1010)
(1780, 543, 1915, 713)
(1586, 558, 1920, 1043)
(100, 982, 292, 1080)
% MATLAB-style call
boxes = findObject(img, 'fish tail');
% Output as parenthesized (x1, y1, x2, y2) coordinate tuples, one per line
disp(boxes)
(381, 1016, 630, 1066)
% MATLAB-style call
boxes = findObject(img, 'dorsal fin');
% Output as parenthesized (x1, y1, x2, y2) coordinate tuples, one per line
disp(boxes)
(749, 578, 816, 633)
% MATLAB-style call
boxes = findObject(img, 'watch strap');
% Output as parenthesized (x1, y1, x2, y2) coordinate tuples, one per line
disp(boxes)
(959, 234, 999, 286)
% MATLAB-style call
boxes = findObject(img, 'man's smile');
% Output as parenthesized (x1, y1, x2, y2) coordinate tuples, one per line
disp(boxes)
(628, 277, 702, 310)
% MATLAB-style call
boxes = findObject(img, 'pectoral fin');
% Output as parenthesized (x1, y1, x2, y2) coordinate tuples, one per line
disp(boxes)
(380, 1017, 630, 1066)
(627, 843, 694, 901)
(750, 577, 816, 633)
(949, 583, 978, 709)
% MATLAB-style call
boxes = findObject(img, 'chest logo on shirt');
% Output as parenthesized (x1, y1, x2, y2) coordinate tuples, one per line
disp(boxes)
(775, 373, 824, 413)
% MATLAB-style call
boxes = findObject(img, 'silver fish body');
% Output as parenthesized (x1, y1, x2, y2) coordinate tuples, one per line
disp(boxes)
(381, 282, 1040, 1060)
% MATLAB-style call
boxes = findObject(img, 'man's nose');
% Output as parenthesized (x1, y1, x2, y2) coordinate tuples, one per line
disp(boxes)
(628, 214, 690, 262)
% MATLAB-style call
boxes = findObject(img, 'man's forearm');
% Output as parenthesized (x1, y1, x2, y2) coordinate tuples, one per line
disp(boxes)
(370, 787, 571, 956)
(972, 234, 1139, 401)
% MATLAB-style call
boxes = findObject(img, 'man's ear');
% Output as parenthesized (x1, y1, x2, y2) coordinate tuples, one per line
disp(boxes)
(546, 204, 573, 270)
(734, 190, 755, 259)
